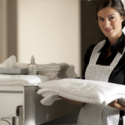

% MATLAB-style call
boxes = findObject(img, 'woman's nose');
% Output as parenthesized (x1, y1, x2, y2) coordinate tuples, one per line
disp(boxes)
(104, 20, 110, 28)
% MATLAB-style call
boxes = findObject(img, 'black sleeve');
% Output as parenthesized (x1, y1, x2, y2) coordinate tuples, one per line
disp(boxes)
(82, 44, 96, 79)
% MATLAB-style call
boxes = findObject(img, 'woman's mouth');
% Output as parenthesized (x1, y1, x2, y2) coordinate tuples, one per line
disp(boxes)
(105, 28, 113, 33)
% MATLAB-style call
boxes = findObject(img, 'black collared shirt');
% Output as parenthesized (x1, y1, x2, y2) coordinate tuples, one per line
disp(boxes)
(82, 33, 125, 84)
(82, 33, 125, 117)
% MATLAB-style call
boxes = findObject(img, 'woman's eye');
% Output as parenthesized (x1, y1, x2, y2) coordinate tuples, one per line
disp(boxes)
(109, 17, 114, 20)
(98, 18, 104, 21)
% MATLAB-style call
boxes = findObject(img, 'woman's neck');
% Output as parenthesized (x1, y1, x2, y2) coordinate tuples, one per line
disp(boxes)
(108, 37, 118, 49)
(108, 31, 123, 48)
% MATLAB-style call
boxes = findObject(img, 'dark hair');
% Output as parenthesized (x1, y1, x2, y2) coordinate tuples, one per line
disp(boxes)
(96, 0, 125, 28)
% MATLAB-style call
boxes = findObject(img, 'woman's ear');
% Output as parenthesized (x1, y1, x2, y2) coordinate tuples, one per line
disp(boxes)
(122, 16, 125, 22)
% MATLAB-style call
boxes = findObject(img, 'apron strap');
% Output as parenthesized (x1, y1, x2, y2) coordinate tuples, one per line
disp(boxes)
(89, 40, 106, 65)
(110, 47, 125, 68)
(123, 116, 125, 125)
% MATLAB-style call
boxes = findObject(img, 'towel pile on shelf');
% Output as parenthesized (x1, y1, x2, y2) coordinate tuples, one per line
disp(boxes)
(17, 62, 77, 80)
(15, 60, 77, 80)
(0, 55, 77, 80)
(38, 64, 77, 80)
(37, 78, 125, 106)
(37, 63, 70, 80)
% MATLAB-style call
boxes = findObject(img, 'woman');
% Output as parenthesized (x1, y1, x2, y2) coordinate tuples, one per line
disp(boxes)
(61, 0, 125, 125)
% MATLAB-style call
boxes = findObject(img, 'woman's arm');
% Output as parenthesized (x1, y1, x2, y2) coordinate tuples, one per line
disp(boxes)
(59, 96, 86, 106)
(60, 97, 125, 109)
(108, 100, 125, 111)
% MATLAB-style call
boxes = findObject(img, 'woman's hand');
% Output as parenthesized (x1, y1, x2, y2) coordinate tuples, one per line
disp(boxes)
(108, 99, 125, 111)
(59, 96, 86, 106)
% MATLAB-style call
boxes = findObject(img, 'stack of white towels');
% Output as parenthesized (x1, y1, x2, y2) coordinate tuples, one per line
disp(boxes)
(37, 78, 125, 106)
(0, 55, 77, 80)
(0, 55, 49, 86)
(16, 62, 77, 80)
(38, 64, 77, 80)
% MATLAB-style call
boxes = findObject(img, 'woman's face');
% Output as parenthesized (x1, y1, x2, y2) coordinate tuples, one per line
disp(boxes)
(97, 7, 124, 39)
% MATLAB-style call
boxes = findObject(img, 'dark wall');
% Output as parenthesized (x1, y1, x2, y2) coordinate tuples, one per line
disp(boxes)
(7, 0, 18, 59)
(80, 1, 105, 76)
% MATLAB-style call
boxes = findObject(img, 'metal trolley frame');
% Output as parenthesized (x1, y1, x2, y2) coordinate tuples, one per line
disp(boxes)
(0, 86, 80, 125)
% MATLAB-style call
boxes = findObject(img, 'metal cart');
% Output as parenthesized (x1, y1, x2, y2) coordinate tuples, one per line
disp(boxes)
(0, 86, 80, 125)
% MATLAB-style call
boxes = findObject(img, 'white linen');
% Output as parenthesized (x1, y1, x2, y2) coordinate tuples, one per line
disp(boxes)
(37, 78, 125, 106)
(0, 56, 76, 79)
(0, 55, 17, 68)
(40, 93, 62, 106)
(39, 91, 62, 105)
(16, 62, 69, 71)
(0, 74, 49, 86)
(39, 63, 69, 71)
(57, 65, 77, 79)
(38, 70, 59, 80)
(17, 62, 77, 80)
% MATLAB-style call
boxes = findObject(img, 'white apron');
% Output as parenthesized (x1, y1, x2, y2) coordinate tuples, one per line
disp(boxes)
(77, 40, 125, 125)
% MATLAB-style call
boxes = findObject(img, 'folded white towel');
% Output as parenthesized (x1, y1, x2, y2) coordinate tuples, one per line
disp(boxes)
(42, 91, 56, 97)
(39, 91, 62, 105)
(16, 62, 28, 68)
(16, 62, 73, 80)
(16, 62, 69, 71)
(61, 65, 77, 78)
(37, 78, 125, 106)
(38, 63, 69, 71)
(16, 62, 77, 80)
(38, 71, 59, 80)
(0, 75, 49, 86)
(57, 65, 77, 78)
(0, 55, 16, 68)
